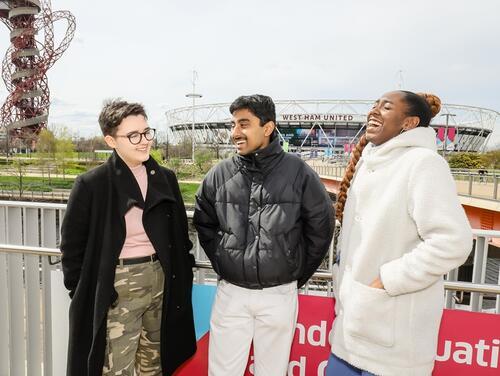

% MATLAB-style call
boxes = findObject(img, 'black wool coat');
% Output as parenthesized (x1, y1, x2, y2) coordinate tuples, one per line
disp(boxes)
(60, 152, 196, 376)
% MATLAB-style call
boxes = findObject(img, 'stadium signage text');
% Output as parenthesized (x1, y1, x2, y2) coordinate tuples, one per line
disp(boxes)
(281, 114, 355, 122)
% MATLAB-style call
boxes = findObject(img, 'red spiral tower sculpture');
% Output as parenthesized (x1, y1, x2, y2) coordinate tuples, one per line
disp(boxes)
(0, 0, 75, 148)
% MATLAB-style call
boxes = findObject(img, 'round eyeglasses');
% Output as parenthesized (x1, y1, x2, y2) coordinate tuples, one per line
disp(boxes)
(115, 128, 156, 145)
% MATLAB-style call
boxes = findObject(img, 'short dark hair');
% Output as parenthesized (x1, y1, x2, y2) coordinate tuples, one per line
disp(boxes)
(98, 99, 147, 136)
(229, 94, 276, 127)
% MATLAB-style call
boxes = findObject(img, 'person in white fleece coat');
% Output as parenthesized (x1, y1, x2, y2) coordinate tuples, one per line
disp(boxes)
(326, 90, 473, 376)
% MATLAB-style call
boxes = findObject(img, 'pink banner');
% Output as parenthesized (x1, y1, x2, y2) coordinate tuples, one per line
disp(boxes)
(437, 127, 446, 142)
(447, 128, 457, 142)
(177, 289, 500, 375)
(343, 144, 355, 153)
(434, 309, 499, 374)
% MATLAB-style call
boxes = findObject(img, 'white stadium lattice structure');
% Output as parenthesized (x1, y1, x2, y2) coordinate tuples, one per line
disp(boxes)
(165, 100, 500, 154)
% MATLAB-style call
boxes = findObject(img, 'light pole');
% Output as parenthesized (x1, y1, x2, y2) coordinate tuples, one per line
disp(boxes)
(185, 70, 202, 162)
(441, 113, 456, 157)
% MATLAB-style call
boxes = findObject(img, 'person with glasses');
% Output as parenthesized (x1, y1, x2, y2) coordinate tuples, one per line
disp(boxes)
(61, 99, 196, 376)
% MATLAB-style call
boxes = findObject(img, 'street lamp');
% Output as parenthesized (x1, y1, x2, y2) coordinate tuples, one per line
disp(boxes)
(185, 93, 202, 161)
(185, 70, 202, 162)
(440, 113, 456, 156)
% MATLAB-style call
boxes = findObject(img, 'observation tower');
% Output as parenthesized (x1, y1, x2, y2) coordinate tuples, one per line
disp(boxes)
(0, 0, 75, 148)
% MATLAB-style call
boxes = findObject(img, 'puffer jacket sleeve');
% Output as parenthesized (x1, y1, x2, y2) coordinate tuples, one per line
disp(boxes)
(60, 175, 91, 298)
(380, 154, 473, 296)
(298, 165, 335, 287)
(193, 167, 219, 264)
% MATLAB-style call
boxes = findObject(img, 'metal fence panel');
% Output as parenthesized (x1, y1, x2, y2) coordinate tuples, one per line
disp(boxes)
(25, 208, 42, 376)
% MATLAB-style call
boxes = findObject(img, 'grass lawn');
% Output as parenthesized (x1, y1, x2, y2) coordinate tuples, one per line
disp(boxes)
(0, 175, 199, 204)
(179, 182, 199, 205)
(0, 175, 75, 191)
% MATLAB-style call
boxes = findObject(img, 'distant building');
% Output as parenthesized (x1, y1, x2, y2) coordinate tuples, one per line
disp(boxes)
(166, 99, 500, 154)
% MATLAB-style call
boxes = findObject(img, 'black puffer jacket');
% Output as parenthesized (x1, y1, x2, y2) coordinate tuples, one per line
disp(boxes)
(193, 138, 334, 288)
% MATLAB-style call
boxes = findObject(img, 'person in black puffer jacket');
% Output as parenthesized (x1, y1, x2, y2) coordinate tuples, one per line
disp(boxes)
(194, 94, 334, 376)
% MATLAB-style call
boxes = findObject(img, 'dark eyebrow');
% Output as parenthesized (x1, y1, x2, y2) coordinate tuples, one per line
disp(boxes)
(126, 127, 150, 136)
(231, 119, 250, 125)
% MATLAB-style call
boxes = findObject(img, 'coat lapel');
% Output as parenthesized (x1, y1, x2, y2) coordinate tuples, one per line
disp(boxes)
(108, 152, 177, 216)
(108, 151, 144, 216)
(143, 156, 177, 213)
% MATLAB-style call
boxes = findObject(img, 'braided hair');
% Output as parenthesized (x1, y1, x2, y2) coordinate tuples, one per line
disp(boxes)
(335, 91, 441, 224)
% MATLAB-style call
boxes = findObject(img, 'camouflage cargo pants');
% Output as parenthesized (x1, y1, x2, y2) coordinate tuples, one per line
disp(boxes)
(103, 259, 164, 375)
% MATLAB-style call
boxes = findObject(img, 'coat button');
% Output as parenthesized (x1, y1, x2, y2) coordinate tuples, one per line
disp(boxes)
(176, 305, 181, 309)
(354, 215, 361, 222)
(150, 170, 156, 175)
(166, 214, 171, 218)
(172, 274, 176, 279)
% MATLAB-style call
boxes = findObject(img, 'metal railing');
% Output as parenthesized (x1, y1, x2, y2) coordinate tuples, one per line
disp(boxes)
(0, 188, 71, 202)
(451, 171, 500, 200)
(0, 200, 499, 375)
(308, 164, 500, 201)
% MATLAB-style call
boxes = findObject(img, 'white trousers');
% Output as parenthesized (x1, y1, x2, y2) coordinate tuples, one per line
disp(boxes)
(208, 280, 298, 376)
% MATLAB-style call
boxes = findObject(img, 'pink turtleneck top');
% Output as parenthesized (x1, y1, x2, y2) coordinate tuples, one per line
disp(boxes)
(119, 164, 156, 259)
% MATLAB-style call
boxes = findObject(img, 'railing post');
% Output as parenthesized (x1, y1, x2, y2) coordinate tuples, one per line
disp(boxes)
(0, 206, 9, 376)
(468, 173, 473, 196)
(195, 237, 205, 284)
(0, 252, 9, 373)
(41, 208, 58, 376)
(497, 262, 500, 314)
(494, 175, 498, 200)
(445, 268, 459, 309)
(470, 235, 489, 311)
(25, 208, 42, 376)
(0, 252, 8, 375)
(7, 207, 26, 375)
(326, 280, 333, 298)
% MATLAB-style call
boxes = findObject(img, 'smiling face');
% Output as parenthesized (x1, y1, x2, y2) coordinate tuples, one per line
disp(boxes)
(104, 114, 152, 167)
(230, 108, 275, 155)
(366, 91, 420, 146)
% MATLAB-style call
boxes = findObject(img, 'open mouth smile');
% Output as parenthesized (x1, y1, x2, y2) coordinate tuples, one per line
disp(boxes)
(367, 117, 383, 130)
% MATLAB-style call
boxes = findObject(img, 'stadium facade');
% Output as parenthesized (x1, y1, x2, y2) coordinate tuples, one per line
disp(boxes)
(165, 100, 500, 154)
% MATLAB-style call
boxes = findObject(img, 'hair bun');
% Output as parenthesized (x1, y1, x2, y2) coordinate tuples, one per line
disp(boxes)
(417, 93, 441, 118)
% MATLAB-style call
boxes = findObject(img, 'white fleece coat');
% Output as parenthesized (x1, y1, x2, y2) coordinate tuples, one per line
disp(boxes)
(331, 127, 473, 376)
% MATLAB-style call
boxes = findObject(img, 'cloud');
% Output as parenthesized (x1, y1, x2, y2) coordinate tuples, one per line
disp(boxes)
(0, 0, 498, 144)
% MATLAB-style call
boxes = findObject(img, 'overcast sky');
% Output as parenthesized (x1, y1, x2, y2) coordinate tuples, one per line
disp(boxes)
(1, 0, 499, 141)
